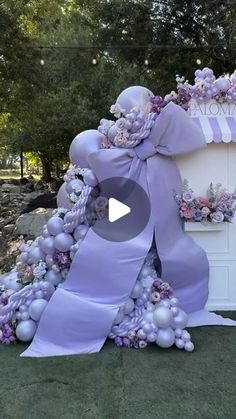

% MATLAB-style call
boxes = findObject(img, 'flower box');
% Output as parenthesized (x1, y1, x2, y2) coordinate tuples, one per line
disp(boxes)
(184, 221, 226, 232)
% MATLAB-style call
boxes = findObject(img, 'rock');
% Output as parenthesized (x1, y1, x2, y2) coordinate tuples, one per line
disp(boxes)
(19, 178, 29, 185)
(22, 182, 35, 193)
(1, 183, 21, 193)
(34, 180, 45, 191)
(16, 208, 54, 237)
(22, 192, 57, 212)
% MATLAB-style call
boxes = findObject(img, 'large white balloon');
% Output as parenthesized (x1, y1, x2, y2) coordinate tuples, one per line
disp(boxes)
(29, 299, 48, 321)
(69, 130, 105, 168)
(116, 86, 154, 115)
(47, 217, 65, 236)
(57, 182, 73, 210)
(153, 307, 172, 328)
(15, 320, 37, 342)
(214, 77, 231, 93)
(156, 327, 175, 348)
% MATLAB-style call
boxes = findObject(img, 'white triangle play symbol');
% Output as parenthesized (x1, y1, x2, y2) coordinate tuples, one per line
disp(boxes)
(108, 197, 131, 223)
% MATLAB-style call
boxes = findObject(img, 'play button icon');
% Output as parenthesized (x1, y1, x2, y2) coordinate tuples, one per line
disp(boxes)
(108, 198, 131, 222)
(85, 177, 150, 242)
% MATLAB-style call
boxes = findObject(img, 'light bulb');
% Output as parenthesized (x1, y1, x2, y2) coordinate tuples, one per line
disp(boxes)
(196, 58, 202, 65)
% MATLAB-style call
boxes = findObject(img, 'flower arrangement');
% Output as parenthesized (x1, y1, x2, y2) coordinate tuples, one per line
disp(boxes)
(175, 180, 236, 223)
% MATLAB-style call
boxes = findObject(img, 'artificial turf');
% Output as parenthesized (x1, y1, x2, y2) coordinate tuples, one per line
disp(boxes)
(0, 312, 236, 419)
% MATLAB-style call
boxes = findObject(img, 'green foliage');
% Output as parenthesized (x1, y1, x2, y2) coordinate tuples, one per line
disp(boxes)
(0, 0, 236, 178)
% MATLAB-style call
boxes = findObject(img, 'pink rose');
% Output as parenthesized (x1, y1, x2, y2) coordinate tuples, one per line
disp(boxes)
(195, 197, 210, 208)
(202, 206, 210, 217)
(181, 208, 193, 219)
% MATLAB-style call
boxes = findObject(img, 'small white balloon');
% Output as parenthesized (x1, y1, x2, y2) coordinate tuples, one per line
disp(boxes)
(113, 310, 124, 325)
(83, 169, 98, 187)
(123, 298, 135, 315)
(16, 320, 37, 342)
(156, 327, 175, 348)
(142, 322, 153, 334)
(130, 281, 143, 299)
(143, 311, 154, 323)
(47, 217, 65, 236)
(214, 77, 231, 93)
(45, 254, 54, 267)
(171, 307, 179, 317)
(29, 299, 48, 321)
(20, 252, 29, 263)
(184, 341, 194, 352)
(34, 290, 44, 299)
(139, 265, 153, 278)
(73, 224, 89, 241)
(174, 328, 183, 338)
(54, 232, 74, 252)
(147, 332, 157, 342)
(175, 338, 185, 349)
(182, 330, 191, 342)
(170, 297, 179, 307)
(21, 312, 30, 321)
(137, 329, 147, 340)
(153, 307, 172, 328)
(19, 304, 27, 313)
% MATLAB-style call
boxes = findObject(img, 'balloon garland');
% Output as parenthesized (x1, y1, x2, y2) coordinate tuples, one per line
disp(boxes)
(0, 84, 198, 351)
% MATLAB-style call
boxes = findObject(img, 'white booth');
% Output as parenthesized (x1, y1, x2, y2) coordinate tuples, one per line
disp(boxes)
(176, 100, 236, 310)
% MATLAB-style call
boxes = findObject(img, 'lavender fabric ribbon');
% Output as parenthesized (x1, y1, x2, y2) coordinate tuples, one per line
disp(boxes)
(21, 102, 236, 358)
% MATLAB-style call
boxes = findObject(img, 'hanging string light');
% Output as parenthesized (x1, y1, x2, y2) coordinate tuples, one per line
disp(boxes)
(196, 58, 202, 65)
(40, 58, 45, 65)
(92, 57, 97, 65)
(144, 59, 149, 66)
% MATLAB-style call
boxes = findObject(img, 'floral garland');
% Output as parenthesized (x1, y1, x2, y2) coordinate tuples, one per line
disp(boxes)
(175, 180, 236, 223)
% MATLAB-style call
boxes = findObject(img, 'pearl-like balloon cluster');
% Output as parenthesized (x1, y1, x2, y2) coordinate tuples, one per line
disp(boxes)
(110, 250, 194, 352)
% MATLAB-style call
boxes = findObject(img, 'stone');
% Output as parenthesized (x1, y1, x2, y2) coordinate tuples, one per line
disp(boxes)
(16, 208, 54, 237)
(1, 183, 21, 193)
(34, 180, 45, 191)
(2, 224, 16, 235)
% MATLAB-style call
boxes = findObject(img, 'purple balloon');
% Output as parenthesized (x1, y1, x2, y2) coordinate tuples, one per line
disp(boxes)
(54, 232, 74, 252)
(29, 246, 46, 263)
(47, 217, 65, 236)
(57, 182, 73, 210)
(41, 237, 55, 255)
(73, 224, 89, 241)
(69, 130, 105, 168)
(116, 86, 154, 115)
(45, 270, 62, 286)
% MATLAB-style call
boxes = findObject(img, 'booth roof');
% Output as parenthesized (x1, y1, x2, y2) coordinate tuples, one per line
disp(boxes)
(192, 116, 236, 143)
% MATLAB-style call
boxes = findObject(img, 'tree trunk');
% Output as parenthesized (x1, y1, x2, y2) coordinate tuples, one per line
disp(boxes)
(38, 153, 53, 182)
(20, 150, 24, 178)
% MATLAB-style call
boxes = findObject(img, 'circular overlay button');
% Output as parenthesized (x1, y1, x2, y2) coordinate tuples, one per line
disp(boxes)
(85, 177, 151, 242)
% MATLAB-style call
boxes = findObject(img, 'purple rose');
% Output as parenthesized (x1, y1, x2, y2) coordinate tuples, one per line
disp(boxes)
(114, 336, 123, 347)
(139, 340, 147, 349)
(123, 337, 132, 348)
(192, 209, 203, 221)
(211, 211, 224, 223)
(183, 190, 194, 203)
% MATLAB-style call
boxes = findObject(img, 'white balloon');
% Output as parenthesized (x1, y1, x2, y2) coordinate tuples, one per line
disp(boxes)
(137, 329, 147, 340)
(142, 322, 153, 334)
(184, 341, 194, 352)
(143, 311, 154, 323)
(175, 338, 185, 349)
(47, 217, 64, 236)
(214, 77, 231, 93)
(123, 298, 135, 315)
(45, 254, 54, 267)
(156, 327, 175, 348)
(153, 307, 172, 328)
(139, 264, 153, 278)
(130, 281, 143, 298)
(16, 320, 37, 342)
(20, 252, 29, 263)
(181, 330, 191, 342)
(174, 328, 183, 338)
(29, 299, 48, 321)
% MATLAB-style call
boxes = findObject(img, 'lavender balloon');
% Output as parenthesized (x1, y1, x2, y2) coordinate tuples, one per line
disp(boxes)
(41, 237, 55, 255)
(116, 86, 154, 115)
(45, 270, 62, 286)
(69, 130, 105, 168)
(29, 299, 48, 321)
(73, 224, 89, 241)
(54, 232, 74, 252)
(153, 307, 172, 328)
(16, 320, 37, 342)
(47, 217, 65, 236)
(57, 182, 73, 209)
(156, 327, 175, 348)
(29, 246, 45, 263)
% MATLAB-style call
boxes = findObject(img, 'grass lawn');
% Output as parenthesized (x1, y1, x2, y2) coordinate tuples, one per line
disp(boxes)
(0, 312, 236, 419)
